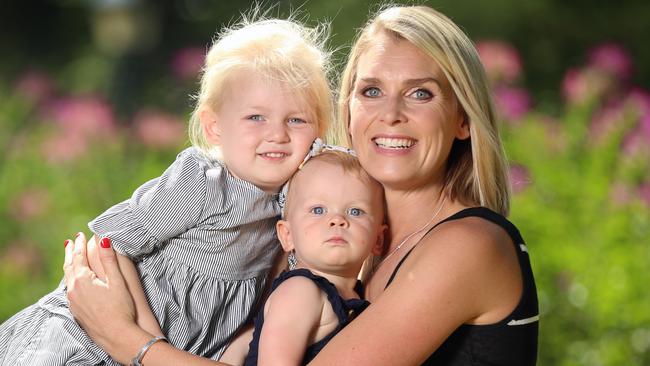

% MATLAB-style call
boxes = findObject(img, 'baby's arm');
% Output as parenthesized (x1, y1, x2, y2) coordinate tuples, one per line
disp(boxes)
(87, 235, 163, 337)
(258, 276, 324, 366)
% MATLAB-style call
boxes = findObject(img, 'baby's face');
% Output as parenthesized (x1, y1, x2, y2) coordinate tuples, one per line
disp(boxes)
(207, 70, 318, 193)
(278, 160, 386, 277)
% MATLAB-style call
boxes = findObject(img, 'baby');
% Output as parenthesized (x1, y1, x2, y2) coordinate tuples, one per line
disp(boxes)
(239, 146, 387, 365)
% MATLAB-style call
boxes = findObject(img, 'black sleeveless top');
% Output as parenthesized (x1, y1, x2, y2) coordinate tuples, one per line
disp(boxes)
(386, 207, 538, 366)
(244, 268, 369, 366)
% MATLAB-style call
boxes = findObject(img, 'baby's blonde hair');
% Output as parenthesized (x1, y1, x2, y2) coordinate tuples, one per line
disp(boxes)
(336, 5, 510, 215)
(282, 150, 385, 219)
(189, 16, 334, 157)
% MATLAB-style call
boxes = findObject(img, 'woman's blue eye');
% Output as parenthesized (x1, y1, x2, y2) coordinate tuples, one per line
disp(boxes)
(412, 89, 433, 100)
(347, 207, 364, 217)
(311, 206, 326, 215)
(362, 87, 381, 98)
(248, 115, 264, 121)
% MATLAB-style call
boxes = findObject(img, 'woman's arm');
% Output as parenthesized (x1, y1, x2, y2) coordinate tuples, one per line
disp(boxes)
(64, 232, 229, 366)
(87, 234, 163, 338)
(309, 218, 522, 365)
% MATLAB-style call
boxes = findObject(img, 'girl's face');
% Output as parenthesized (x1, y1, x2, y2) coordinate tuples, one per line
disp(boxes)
(201, 70, 318, 193)
(277, 160, 386, 278)
(348, 34, 469, 191)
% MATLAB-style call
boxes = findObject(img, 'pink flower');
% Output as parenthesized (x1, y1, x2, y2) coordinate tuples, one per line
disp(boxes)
(14, 70, 55, 105)
(625, 88, 650, 136)
(639, 182, 650, 207)
(561, 67, 615, 104)
(588, 43, 633, 81)
(0, 241, 44, 277)
(588, 101, 625, 143)
(40, 95, 117, 163)
(9, 188, 51, 222)
(494, 86, 531, 121)
(610, 181, 634, 206)
(509, 164, 531, 194)
(43, 96, 116, 137)
(133, 109, 185, 149)
(476, 41, 523, 84)
(171, 47, 205, 81)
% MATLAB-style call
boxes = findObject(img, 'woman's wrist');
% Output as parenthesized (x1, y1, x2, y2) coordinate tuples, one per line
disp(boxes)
(104, 324, 155, 365)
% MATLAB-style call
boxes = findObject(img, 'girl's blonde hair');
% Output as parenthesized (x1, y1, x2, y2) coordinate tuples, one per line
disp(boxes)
(336, 5, 511, 215)
(189, 16, 333, 157)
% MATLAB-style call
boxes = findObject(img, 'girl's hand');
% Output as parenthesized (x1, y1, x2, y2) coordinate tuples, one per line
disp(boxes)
(63, 232, 150, 363)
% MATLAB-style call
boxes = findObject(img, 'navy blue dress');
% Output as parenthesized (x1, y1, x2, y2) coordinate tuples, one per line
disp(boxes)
(244, 268, 369, 365)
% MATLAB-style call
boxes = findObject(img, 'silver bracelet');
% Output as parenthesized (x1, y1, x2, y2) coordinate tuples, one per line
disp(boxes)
(130, 335, 168, 366)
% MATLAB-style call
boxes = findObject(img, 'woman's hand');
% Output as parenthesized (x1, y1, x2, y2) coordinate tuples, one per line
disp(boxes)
(63, 232, 152, 364)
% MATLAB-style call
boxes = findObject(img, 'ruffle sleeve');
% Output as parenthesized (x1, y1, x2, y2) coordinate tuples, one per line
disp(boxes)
(88, 148, 209, 259)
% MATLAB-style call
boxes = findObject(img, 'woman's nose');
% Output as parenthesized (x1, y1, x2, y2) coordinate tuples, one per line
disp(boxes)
(379, 96, 406, 125)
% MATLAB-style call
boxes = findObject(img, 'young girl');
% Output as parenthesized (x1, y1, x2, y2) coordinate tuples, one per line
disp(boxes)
(0, 17, 332, 365)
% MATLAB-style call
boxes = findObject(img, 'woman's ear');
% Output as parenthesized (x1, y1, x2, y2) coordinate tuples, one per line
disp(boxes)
(200, 107, 221, 145)
(276, 220, 295, 252)
(371, 224, 388, 257)
(455, 109, 470, 140)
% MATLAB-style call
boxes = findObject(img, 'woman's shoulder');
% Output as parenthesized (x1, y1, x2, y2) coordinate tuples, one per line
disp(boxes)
(408, 207, 519, 283)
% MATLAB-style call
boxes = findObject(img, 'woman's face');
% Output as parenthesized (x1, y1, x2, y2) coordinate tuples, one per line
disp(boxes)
(348, 33, 469, 191)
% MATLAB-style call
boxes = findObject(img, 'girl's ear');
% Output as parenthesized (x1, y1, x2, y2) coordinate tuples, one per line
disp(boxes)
(371, 224, 388, 256)
(276, 220, 294, 252)
(200, 107, 221, 145)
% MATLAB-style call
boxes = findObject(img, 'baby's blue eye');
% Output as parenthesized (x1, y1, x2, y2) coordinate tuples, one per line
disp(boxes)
(311, 206, 326, 215)
(362, 87, 381, 98)
(347, 207, 364, 217)
(248, 115, 265, 121)
(411, 89, 433, 100)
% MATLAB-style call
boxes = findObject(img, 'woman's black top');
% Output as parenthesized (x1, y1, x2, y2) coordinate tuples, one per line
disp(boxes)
(386, 207, 538, 366)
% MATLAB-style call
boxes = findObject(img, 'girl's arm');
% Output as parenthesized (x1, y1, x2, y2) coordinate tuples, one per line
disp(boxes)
(309, 218, 523, 365)
(64, 232, 229, 366)
(87, 234, 163, 337)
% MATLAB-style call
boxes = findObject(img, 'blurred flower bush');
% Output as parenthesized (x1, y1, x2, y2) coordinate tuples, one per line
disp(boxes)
(480, 41, 650, 365)
(0, 32, 648, 366)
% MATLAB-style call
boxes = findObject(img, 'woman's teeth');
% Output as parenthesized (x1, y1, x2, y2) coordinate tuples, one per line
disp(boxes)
(373, 137, 415, 149)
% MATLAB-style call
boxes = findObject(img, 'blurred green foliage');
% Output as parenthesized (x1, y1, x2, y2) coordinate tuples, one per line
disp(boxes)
(1, 1, 649, 365)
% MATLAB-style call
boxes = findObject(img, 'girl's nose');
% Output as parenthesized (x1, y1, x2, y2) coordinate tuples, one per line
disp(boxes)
(266, 121, 290, 142)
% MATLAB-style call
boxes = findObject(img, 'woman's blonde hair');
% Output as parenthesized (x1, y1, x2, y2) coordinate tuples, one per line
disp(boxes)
(336, 5, 511, 215)
(189, 16, 333, 157)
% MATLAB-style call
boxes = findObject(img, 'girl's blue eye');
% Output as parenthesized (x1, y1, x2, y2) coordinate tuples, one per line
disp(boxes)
(311, 206, 326, 215)
(362, 87, 381, 98)
(288, 117, 307, 124)
(411, 89, 433, 100)
(347, 207, 364, 217)
(248, 115, 265, 121)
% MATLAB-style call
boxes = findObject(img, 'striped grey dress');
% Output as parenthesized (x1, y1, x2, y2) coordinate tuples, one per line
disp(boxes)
(0, 147, 282, 365)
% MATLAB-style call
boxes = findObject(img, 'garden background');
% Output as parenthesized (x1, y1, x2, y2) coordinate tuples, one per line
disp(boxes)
(1, 1, 649, 365)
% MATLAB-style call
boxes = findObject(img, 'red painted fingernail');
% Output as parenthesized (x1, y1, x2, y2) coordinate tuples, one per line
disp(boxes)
(75, 232, 82, 238)
(99, 237, 111, 248)
(64, 239, 71, 248)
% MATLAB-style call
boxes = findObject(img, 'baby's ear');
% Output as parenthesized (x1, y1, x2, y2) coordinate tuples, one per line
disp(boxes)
(371, 224, 388, 256)
(276, 220, 294, 252)
(199, 107, 221, 145)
